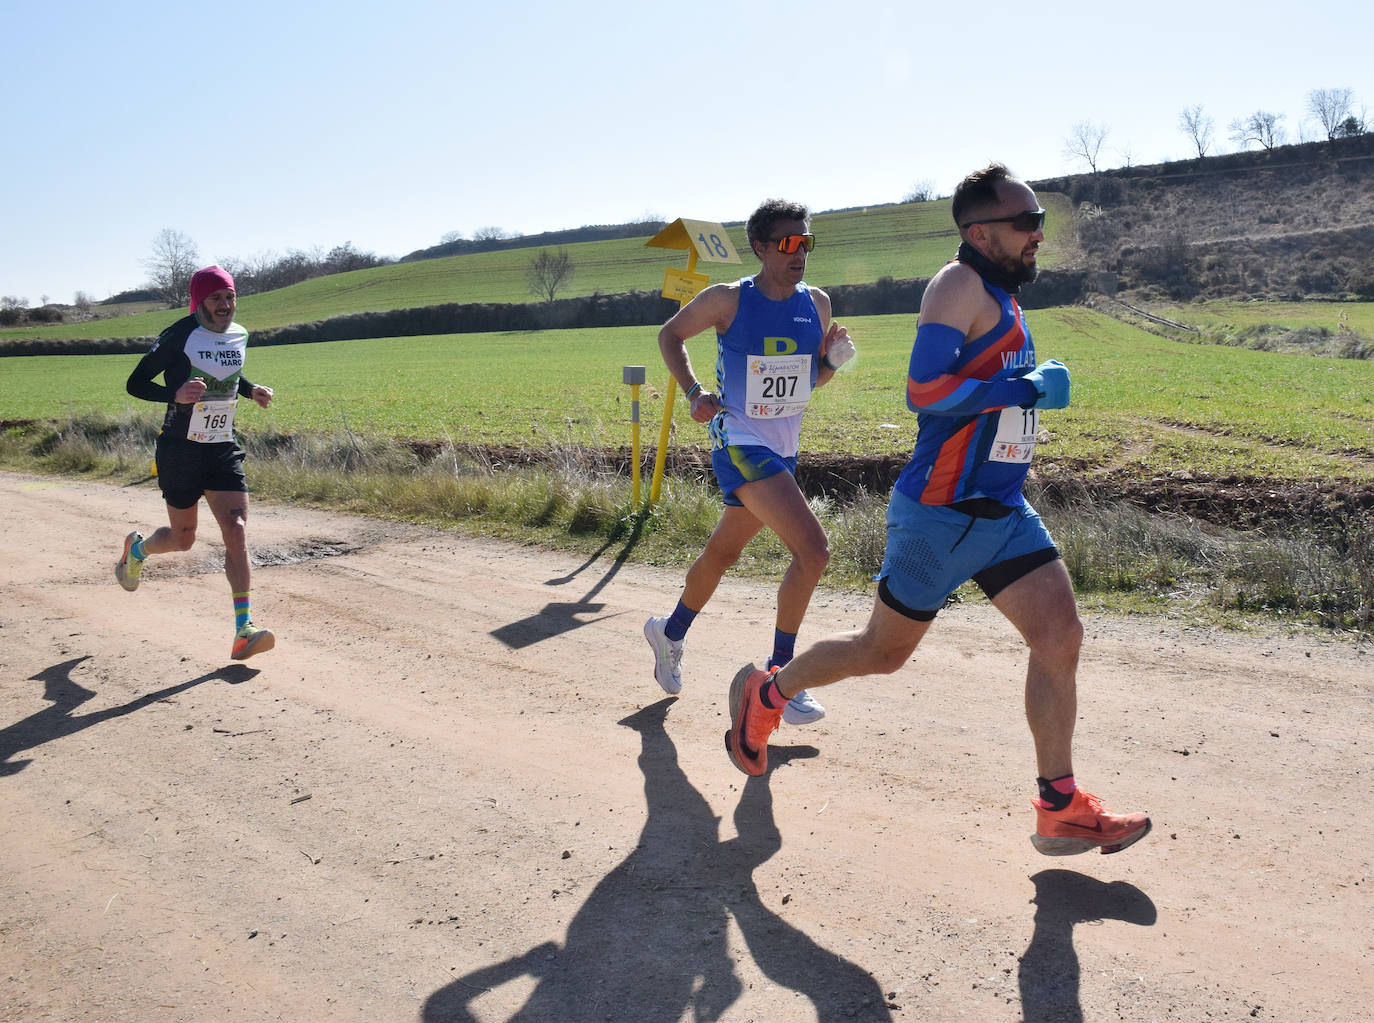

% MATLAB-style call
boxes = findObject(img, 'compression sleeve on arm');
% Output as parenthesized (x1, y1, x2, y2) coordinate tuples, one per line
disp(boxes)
(905, 322, 1037, 415)
(237, 375, 256, 398)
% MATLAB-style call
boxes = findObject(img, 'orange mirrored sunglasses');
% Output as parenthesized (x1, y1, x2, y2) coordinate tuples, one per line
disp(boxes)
(769, 233, 816, 254)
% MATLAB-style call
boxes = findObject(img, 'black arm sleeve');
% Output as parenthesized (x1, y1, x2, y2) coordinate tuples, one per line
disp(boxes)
(125, 341, 178, 404)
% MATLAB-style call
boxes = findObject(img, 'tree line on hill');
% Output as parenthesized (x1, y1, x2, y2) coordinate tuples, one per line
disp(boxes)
(0, 233, 395, 327)
(400, 219, 668, 263)
(133, 229, 394, 309)
(1062, 87, 1369, 176)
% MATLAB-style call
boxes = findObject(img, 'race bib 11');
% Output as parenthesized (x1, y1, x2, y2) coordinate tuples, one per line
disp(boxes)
(988, 406, 1038, 463)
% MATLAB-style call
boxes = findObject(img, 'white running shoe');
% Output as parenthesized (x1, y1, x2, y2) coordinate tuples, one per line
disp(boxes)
(643, 616, 683, 695)
(782, 689, 826, 725)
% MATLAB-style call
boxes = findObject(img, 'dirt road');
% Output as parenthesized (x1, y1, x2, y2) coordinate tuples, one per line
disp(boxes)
(1, 471, 1369, 1022)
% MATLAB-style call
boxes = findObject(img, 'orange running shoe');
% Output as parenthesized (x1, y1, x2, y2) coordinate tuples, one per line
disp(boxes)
(1031, 787, 1151, 856)
(724, 664, 785, 776)
(231, 623, 276, 661)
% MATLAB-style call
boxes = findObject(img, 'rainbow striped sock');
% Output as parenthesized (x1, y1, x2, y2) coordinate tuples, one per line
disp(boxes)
(233, 592, 251, 631)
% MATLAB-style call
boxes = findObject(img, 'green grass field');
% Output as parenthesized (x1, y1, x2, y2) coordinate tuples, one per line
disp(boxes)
(3, 306, 1370, 484)
(0, 195, 1075, 340)
(1152, 300, 1374, 336)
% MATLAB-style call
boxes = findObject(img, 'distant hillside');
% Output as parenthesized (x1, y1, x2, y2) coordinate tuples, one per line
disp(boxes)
(400, 220, 668, 262)
(7, 138, 1371, 346)
(410, 137, 1374, 302)
(1032, 134, 1374, 300)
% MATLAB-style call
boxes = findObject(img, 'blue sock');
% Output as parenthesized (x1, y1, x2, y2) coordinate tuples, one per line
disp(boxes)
(664, 601, 697, 642)
(768, 629, 797, 670)
(130, 537, 147, 560)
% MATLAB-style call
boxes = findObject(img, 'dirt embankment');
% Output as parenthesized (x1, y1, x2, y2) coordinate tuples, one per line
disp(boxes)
(417, 440, 1374, 532)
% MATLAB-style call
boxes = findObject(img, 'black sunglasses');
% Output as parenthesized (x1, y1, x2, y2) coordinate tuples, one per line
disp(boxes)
(959, 208, 1046, 232)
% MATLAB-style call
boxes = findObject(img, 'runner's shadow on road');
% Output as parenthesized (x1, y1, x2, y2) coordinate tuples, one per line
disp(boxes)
(1018, 868, 1157, 1023)
(489, 509, 648, 650)
(0, 656, 258, 776)
(422, 698, 894, 1022)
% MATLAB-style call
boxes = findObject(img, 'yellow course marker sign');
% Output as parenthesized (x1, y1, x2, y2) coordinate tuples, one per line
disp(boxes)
(643, 218, 743, 504)
(661, 267, 709, 304)
(645, 218, 743, 266)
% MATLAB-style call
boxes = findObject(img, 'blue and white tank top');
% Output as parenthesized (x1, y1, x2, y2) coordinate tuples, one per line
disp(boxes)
(707, 276, 824, 458)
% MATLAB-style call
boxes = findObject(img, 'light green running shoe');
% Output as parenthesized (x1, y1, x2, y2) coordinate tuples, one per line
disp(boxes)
(231, 623, 276, 661)
(115, 531, 145, 592)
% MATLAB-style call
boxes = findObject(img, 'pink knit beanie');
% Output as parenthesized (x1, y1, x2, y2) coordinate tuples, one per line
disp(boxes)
(188, 265, 236, 312)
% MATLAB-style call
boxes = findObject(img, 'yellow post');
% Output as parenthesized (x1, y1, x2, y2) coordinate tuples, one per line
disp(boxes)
(643, 219, 741, 506)
(649, 248, 694, 504)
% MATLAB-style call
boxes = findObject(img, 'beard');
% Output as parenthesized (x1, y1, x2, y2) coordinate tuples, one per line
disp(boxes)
(990, 237, 1039, 285)
(1007, 256, 1039, 285)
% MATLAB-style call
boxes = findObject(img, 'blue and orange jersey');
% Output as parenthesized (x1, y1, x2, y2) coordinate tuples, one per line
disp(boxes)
(894, 280, 1038, 507)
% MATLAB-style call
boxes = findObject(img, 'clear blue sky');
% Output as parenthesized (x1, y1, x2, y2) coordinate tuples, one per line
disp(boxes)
(2, 0, 1370, 303)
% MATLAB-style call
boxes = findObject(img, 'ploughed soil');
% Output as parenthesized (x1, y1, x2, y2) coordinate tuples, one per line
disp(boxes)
(1, 470, 1371, 1023)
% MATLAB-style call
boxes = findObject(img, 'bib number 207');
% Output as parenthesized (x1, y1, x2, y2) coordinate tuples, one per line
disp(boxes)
(760, 375, 798, 399)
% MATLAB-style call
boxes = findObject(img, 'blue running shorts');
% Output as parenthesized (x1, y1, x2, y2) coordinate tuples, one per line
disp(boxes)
(879, 489, 1060, 620)
(710, 444, 798, 507)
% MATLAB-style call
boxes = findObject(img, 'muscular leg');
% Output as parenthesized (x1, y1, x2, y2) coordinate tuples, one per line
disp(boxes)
(679, 504, 765, 613)
(990, 558, 1084, 780)
(142, 502, 199, 555)
(205, 490, 252, 594)
(773, 593, 930, 699)
(733, 472, 829, 635)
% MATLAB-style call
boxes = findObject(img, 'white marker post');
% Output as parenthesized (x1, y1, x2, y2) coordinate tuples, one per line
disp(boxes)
(623, 364, 646, 504)
(643, 218, 742, 504)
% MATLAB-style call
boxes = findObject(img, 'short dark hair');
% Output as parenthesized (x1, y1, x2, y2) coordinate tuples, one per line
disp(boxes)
(951, 163, 1017, 230)
(746, 198, 810, 251)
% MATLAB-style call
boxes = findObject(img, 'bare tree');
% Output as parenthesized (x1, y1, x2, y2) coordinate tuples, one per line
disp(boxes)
(143, 228, 200, 308)
(1064, 121, 1110, 173)
(473, 226, 510, 243)
(526, 248, 574, 304)
(440, 230, 465, 245)
(1228, 111, 1286, 150)
(903, 178, 937, 203)
(1178, 105, 1214, 157)
(1308, 88, 1355, 141)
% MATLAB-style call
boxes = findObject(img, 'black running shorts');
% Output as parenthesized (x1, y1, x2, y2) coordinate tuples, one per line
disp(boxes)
(155, 435, 247, 509)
